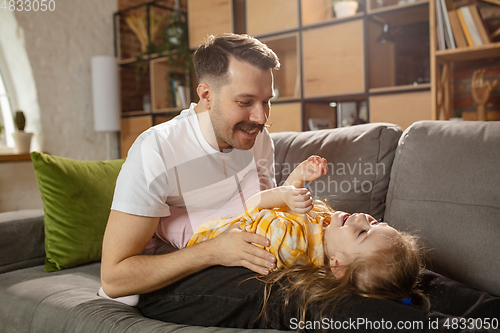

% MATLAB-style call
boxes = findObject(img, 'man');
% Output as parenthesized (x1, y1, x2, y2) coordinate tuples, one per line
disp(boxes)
(100, 33, 282, 327)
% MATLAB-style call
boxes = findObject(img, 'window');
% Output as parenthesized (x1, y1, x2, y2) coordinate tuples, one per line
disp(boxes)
(0, 69, 14, 148)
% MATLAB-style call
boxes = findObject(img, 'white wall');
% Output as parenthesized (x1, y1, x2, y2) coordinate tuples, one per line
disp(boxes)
(0, 0, 118, 212)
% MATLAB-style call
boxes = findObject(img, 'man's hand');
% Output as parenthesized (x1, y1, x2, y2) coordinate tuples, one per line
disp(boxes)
(279, 185, 313, 214)
(208, 224, 276, 275)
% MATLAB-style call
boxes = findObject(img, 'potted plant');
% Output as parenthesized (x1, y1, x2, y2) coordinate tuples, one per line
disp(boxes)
(11, 110, 33, 154)
(331, 0, 361, 18)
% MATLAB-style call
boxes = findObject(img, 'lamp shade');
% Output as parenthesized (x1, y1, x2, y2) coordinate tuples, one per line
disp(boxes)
(91, 56, 120, 132)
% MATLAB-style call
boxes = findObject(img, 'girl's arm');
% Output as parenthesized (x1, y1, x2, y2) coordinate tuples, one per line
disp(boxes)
(284, 155, 328, 188)
(244, 186, 313, 214)
(243, 156, 328, 213)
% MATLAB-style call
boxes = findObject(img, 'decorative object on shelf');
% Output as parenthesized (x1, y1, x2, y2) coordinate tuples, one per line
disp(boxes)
(143, 94, 151, 111)
(377, 0, 388, 8)
(126, 0, 191, 100)
(171, 79, 189, 108)
(337, 101, 357, 127)
(331, 0, 360, 18)
(308, 118, 333, 131)
(376, 23, 394, 43)
(436, 64, 450, 120)
(125, 11, 165, 53)
(471, 69, 498, 121)
(11, 110, 33, 154)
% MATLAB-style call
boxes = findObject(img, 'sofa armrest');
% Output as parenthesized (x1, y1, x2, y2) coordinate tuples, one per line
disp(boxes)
(0, 210, 45, 273)
(385, 120, 500, 296)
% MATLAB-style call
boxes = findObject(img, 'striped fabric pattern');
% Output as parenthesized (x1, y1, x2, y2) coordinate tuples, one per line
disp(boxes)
(187, 206, 329, 269)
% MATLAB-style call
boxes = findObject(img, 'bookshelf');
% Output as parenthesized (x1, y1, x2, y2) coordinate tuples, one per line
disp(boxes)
(115, 0, 191, 157)
(430, 0, 500, 120)
(186, 0, 435, 131)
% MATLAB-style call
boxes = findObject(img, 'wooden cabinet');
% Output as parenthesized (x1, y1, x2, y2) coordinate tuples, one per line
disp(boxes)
(187, 0, 234, 49)
(261, 34, 301, 101)
(302, 19, 365, 98)
(246, 0, 299, 36)
(370, 90, 432, 130)
(267, 102, 302, 133)
(242, 0, 433, 131)
(120, 116, 151, 158)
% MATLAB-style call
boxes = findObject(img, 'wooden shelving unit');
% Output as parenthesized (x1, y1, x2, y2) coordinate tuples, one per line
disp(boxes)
(430, 0, 500, 120)
(115, 0, 499, 152)
(185, 0, 434, 131)
(115, 0, 190, 157)
(435, 42, 500, 62)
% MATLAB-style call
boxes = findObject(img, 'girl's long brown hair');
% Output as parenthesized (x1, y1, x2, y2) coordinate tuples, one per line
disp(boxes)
(257, 201, 429, 326)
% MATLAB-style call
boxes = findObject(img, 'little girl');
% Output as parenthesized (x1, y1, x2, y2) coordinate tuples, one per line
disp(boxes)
(187, 155, 332, 269)
(187, 156, 427, 317)
(188, 155, 404, 272)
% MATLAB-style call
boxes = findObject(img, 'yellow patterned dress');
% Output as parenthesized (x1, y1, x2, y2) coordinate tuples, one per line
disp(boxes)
(187, 206, 330, 270)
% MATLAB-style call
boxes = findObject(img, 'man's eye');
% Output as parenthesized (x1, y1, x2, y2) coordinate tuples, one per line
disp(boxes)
(238, 101, 251, 106)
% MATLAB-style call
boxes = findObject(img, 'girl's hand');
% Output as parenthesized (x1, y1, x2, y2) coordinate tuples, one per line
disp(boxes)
(280, 185, 313, 214)
(295, 155, 328, 182)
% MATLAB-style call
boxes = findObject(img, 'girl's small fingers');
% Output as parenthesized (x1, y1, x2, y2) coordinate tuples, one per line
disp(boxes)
(294, 187, 308, 195)
(295, 204, 314, 214)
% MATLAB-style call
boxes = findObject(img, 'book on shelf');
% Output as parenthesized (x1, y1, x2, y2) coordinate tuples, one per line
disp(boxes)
(456, 8, 474, 46)
(440, 0, 456, 49)
(448, 10, 468, 48)
(468, 5, 492, 44)
(459, 6, 484, 46)
(436, 0, 446, 50)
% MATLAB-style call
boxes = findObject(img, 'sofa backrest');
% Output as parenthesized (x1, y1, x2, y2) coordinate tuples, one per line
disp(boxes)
(0, 209, 45, 273)
(271, 123, 402, 220)
(385, 120, 500, 296)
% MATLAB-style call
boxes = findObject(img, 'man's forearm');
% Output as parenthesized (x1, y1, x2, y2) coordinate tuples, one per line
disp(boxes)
(101, 240, 220, 298)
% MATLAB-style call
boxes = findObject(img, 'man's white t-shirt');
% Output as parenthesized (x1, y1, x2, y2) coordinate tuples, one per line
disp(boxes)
(111, 103, 276, 250)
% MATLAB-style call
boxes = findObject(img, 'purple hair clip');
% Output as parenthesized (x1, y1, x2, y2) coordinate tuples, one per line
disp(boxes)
(402, 298, 413, 307)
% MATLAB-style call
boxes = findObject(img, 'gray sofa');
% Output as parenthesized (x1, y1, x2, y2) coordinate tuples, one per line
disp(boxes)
(0, 120, 499, 332)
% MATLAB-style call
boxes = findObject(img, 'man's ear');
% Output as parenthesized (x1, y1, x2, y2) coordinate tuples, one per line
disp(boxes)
(329, 253, 349, 279)
(197, 83, 212, 110)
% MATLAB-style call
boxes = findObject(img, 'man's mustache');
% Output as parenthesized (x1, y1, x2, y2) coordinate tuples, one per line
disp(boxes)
(235, 121, 266, 133)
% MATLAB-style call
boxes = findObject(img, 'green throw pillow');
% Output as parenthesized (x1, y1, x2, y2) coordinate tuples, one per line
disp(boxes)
(31, 151, 125, 272)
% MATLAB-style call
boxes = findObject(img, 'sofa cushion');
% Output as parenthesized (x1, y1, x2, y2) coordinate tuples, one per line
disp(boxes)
(31, 152, 125, 272)
(385, 120, 500, 296)
(0, 263, 276, 333)
(271, 123, 402, 220)
(0, 210, 45, 273)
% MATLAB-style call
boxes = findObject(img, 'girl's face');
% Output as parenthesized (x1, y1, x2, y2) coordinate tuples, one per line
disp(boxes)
(323, 211, 399, 266)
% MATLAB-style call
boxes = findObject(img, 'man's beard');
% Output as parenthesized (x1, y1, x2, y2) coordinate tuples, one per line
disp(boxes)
(211, 102, 264, 150)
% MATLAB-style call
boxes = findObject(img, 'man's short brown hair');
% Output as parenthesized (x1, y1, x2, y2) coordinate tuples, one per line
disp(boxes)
(193, 33, 280, 85)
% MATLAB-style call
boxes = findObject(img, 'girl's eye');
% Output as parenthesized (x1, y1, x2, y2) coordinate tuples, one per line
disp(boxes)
(358, 229, 367, 237)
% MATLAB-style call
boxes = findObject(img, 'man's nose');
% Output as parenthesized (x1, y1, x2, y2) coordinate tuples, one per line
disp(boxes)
(249, 103, 268, 124)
